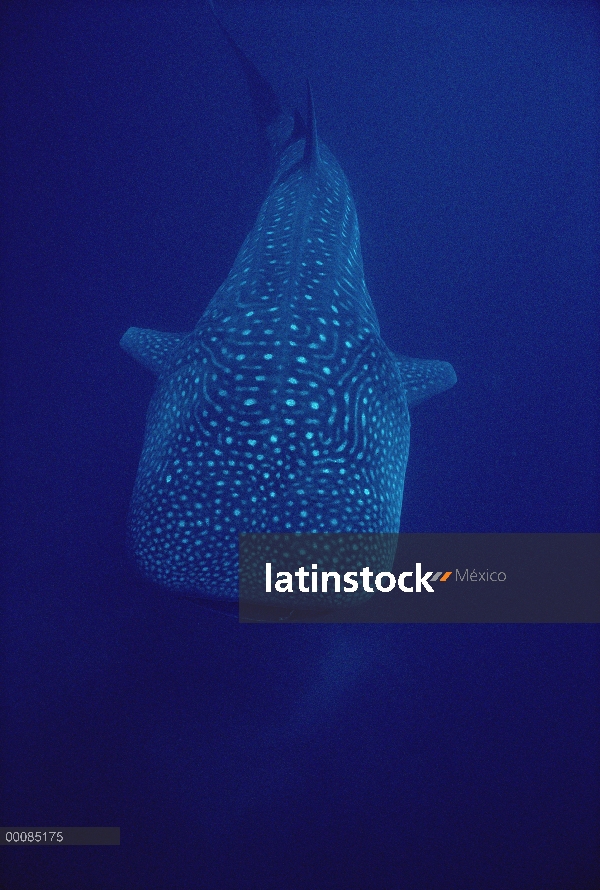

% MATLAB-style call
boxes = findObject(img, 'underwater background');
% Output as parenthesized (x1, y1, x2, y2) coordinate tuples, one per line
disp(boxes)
(1, 1, 598, 888)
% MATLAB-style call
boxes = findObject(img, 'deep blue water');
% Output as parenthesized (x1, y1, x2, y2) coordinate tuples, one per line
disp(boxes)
(1, 2, 599, 888)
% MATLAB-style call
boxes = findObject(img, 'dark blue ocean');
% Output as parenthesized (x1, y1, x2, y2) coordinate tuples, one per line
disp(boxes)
(1, 2, 598, 888)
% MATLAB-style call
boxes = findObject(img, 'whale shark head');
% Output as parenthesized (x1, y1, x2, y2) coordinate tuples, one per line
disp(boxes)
(120, 9, 456, 605)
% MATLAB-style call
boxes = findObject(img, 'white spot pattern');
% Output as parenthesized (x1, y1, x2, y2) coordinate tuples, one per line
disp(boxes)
(125, 136, 451, 599)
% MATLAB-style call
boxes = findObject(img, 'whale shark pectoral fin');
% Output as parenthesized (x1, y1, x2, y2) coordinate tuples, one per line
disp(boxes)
(395, 354, 457, 405)
(120, 327, 185, 375)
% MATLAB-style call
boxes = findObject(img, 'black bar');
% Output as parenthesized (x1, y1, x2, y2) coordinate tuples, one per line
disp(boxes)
(239, 533, 600, 623)
(1, 828, 120, 846)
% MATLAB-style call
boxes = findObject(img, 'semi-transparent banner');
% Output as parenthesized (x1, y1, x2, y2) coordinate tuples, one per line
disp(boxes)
(238, 533, 599, 623)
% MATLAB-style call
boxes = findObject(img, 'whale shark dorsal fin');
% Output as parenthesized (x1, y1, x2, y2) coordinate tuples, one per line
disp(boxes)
(303, 80, 320, 171)
(395, 354, 457, 404)
(273, 86, 319, 187)
(120, 327, 184, 375)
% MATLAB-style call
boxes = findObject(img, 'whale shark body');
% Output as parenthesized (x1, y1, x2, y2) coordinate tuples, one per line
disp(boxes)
(121, 8, 456, 603)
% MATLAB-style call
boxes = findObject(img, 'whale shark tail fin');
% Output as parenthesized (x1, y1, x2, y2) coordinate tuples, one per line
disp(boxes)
(395, 355, 457, 405)
(120, 327, 184, 375)
(208, 0, 294, 157)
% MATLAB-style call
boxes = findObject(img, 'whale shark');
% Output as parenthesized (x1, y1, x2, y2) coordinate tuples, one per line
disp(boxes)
(121, 7, 456, 604)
